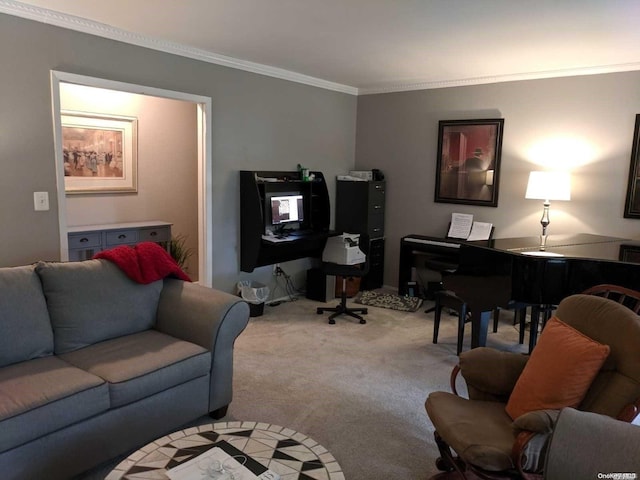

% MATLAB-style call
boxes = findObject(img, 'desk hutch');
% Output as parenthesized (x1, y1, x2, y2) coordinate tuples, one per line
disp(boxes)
(239, 170, 330, 272)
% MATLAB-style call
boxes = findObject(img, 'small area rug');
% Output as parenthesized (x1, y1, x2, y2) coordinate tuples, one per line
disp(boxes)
(355, 291, 424, 312)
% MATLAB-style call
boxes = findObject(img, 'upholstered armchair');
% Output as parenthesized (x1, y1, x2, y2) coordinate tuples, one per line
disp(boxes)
(425, 293, 640, 479)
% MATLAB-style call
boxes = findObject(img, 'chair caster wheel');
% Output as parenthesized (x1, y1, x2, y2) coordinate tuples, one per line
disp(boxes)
(316, 308, 323, 314)
(329, 318, 336, 325)
(359, 318, 366, 324)
(435, 457, 454, 472)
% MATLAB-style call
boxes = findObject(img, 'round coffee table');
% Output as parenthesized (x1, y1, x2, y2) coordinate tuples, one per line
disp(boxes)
(106, 421, 344, 480)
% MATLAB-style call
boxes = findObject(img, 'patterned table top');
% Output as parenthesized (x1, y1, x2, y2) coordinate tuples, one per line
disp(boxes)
(106, 421, 345, 480)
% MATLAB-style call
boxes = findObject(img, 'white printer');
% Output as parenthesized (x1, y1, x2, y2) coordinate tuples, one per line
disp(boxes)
(322, 233, 366, 265)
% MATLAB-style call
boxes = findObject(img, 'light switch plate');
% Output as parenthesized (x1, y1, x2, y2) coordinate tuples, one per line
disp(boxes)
(34, 191, 49, 211)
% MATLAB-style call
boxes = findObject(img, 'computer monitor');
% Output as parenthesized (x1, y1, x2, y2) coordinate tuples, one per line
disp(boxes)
(269, 193, 304, 226)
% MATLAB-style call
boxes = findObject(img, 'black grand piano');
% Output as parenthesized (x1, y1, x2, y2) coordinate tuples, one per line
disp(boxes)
(399, 233, 640, 350)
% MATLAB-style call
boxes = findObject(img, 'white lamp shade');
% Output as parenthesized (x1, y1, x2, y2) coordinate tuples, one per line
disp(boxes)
(525, 171, 571, 201)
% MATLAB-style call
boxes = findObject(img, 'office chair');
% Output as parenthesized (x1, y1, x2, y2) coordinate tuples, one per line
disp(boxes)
(316, 233, 369, 324)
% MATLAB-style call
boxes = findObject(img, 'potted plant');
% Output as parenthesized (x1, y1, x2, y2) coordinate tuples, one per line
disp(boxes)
(169, 234, 194, 271)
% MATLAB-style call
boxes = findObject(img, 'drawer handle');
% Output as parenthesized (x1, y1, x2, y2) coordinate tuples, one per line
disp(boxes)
(375, 185, 382, 189)
(374, 205, 382, 210)
(118, 234, 127, 240)
(373, 228, 381, 232)
(80, 237, 89, 243)
(149, 231, 158, 237)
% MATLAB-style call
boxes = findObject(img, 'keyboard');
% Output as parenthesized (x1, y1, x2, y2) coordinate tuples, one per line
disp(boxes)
(285, 229, 314, 237)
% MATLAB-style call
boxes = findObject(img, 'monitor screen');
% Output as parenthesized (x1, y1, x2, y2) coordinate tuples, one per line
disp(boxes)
(270, 194, 304, 225)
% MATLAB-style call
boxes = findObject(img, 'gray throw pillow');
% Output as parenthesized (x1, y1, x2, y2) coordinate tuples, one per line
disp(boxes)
(0, 265, 54, 366)
(36, 260, 162, 354)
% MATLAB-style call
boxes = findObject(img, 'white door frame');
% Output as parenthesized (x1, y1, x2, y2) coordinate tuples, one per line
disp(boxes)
(50, 70, 213, 287)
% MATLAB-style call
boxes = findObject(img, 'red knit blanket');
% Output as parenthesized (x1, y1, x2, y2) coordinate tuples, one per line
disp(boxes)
(93, 242, 191, 284)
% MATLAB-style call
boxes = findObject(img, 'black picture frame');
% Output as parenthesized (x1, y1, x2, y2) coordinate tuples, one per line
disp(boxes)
(624, 114, 640, 218)
(434, 118, 504, 207)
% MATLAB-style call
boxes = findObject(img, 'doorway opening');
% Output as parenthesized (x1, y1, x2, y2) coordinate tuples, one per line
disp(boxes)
(50, 71, 213, 286)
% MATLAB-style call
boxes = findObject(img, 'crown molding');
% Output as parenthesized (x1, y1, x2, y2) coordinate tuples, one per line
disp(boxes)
(358, 62, 640, 95)
(0, 0, 359, 95)
(4, 0, 640, 97)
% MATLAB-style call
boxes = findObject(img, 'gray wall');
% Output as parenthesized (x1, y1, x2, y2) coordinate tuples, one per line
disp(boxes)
(355, 73, 640, 287)
(6, 11, 640, 295)
(0, 13, 357, 293)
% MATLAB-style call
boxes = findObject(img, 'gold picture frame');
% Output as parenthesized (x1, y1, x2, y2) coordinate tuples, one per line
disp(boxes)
(61, 111, 138, 194)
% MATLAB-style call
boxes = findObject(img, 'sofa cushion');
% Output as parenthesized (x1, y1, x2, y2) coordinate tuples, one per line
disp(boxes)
(59, 330, 210, 408)
(36, 260, 163, 354)
(0, 356, 108, 453)
(0, 265, 53, 367)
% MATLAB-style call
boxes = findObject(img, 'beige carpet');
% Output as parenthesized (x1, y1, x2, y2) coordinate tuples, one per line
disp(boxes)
(77, 295, 528, 480)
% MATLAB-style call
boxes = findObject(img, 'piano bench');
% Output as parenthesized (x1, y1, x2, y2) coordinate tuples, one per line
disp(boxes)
(432, 291, 471, 356)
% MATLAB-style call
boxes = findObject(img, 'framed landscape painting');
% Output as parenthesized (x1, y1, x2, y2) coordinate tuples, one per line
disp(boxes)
(61, 111, 138, 194)
(434, 118, 504, 207)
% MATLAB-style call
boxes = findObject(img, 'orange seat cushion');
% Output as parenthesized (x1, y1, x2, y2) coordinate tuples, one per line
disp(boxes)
(505, 316, 610, 420)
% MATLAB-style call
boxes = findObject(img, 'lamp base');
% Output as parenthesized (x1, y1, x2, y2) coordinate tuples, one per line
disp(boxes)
(539, 234, 548, 251)
(539, 201, 550, 251)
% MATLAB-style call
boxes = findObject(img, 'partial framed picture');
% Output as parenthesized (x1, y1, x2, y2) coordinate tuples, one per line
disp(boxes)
(434, 118, 504, 207)
(624, 114, 640, 218)
(61, 111, 138, 194)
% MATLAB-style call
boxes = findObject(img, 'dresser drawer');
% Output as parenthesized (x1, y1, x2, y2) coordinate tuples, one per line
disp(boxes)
(106, 230, 138, 246)
(68, 232, 102, 249)
(139, 226, 171, 243)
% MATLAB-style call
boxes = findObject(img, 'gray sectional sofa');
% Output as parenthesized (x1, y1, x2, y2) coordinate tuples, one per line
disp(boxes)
(0, 259, 250, 480)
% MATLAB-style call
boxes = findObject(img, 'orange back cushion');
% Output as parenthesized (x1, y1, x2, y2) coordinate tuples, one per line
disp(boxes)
(505, 316, 610, 420)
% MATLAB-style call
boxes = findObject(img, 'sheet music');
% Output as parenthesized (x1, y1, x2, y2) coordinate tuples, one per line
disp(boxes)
(447, 213, 473, 239)
(467, 222, 493, 241)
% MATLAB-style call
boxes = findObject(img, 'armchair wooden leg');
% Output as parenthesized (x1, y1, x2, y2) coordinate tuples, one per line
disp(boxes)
(433, 431, 468, 478)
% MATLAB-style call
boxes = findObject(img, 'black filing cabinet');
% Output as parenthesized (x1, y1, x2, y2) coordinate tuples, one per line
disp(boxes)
(335, 180, 385, 289)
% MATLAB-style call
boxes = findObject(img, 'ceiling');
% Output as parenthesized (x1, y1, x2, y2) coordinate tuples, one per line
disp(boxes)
(6, 0, 640, 94)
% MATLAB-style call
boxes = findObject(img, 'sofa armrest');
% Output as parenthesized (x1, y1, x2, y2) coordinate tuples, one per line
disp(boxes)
(544, 408, 640, 480)
(156, 279, 250, 413)
(459, 347, 529, 401)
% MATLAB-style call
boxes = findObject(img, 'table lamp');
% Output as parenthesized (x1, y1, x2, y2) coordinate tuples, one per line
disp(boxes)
(525, 171, 571, 250)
